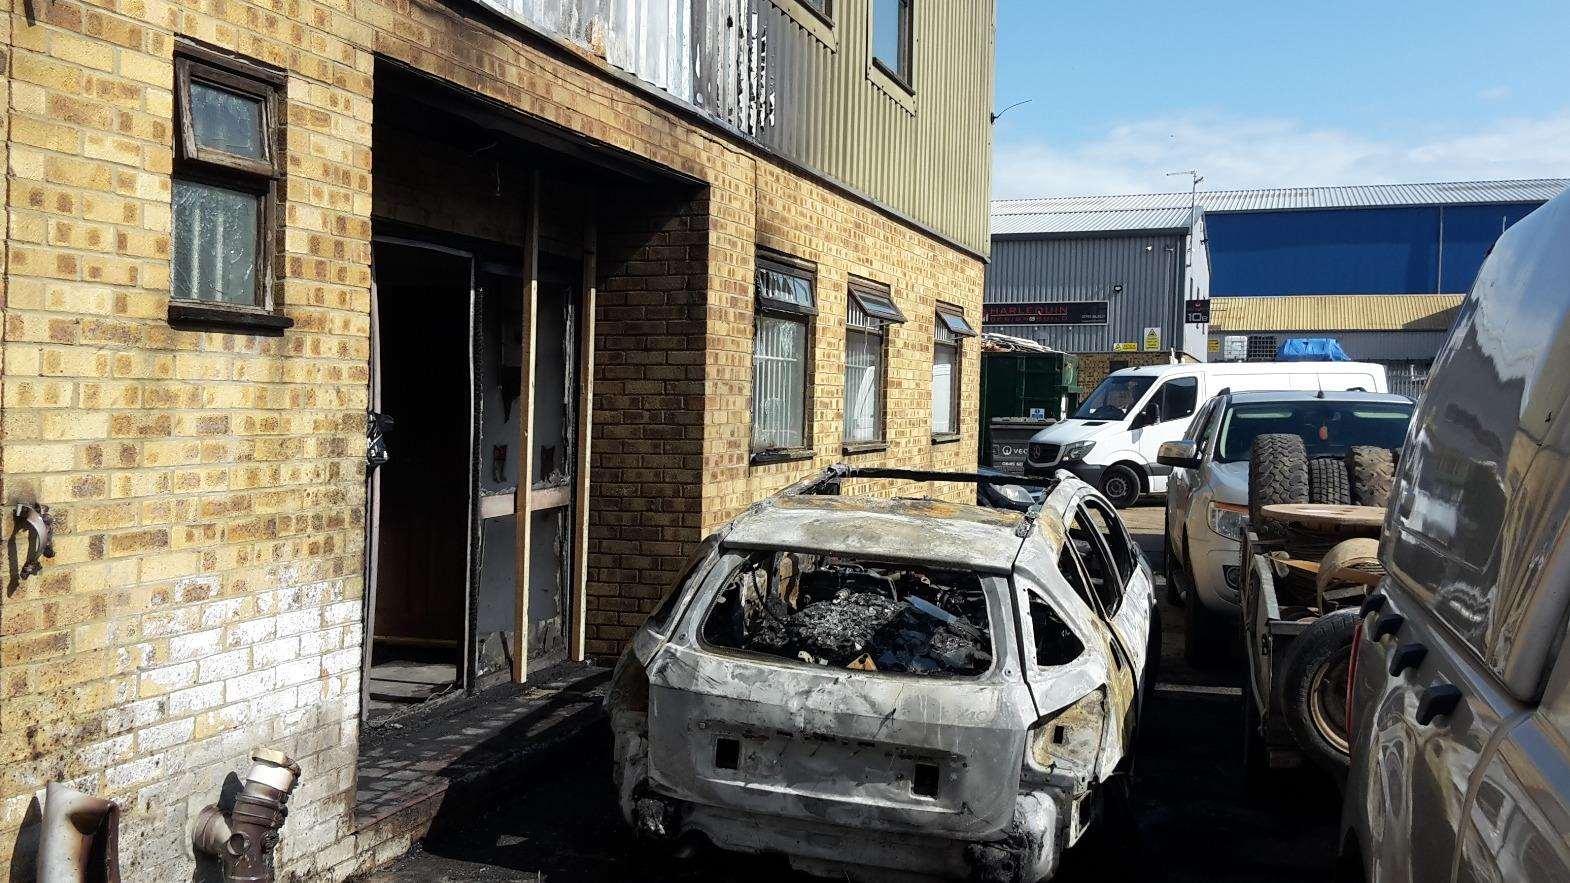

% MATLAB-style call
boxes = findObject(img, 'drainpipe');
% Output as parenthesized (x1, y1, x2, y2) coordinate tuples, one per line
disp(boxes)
(192, 749, 301, 883)
(36, 781, 120, 883)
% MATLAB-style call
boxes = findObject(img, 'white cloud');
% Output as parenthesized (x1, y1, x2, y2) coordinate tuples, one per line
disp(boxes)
(993, 111, 1570, 199)
(1478, 85, 1512, 101)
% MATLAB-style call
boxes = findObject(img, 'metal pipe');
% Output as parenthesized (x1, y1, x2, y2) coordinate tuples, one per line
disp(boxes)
(192, 749, 300, 883)
(36, 781, 120, 882)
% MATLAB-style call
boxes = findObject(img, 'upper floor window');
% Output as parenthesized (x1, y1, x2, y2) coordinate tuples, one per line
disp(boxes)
(872, 0, 912, 86)
(799, 0, 830, 18)
(753, 255, 818, 460)
(170, 42, 290, 333)
(844, 280, 905, 447)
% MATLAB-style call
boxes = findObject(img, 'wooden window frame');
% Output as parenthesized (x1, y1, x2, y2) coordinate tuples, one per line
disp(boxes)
(843, 278, 902, 453)
(169, 40, 291, 334)
(751, 252, 818, 465)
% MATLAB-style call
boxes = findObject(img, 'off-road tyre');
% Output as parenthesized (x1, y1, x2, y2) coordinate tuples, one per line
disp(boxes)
(1308, 456, 1352, 505)
(1347, 446, 1396, 509)
(1100, 464, 1142, 508)
(1276, 609, 1358, 782)
(1249, 433, 1309, 529)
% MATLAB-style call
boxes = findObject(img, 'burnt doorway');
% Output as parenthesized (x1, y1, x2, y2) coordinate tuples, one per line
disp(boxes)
(366, 239, 474, 721)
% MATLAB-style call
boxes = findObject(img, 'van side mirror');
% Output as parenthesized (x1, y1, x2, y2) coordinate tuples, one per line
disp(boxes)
(1157, 440, 1201, 469)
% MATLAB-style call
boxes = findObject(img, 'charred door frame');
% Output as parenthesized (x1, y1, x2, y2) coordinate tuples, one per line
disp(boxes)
(363, 234, 482, 723)
(513, 174, 596, 681)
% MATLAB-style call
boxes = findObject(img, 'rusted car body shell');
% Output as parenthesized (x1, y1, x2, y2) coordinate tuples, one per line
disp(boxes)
(611, 477, 1152, 881)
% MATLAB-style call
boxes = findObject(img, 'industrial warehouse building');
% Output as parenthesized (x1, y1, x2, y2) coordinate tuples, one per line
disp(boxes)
(0, 0, 994, 877)
(986, 178, 1568, 392)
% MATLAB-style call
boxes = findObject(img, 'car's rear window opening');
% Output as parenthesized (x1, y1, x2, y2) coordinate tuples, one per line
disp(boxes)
(701, 551, 994, 676)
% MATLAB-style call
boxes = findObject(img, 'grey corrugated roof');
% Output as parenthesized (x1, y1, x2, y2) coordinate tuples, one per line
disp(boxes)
(991, 206, 1194, 235)
(992, 178, 1569, 236)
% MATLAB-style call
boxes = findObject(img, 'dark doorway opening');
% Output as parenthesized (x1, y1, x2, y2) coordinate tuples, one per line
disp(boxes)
(367, 240, 473, 721)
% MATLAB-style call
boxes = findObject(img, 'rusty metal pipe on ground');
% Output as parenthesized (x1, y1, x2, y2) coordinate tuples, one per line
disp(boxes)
(192, 749, 300, 883)
(36, 781, 121, 882)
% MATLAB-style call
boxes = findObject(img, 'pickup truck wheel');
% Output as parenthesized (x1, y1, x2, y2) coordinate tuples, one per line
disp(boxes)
(1278, 610, 1357, 781)
(1101, 464, 1142, 508)
(1183, 590, 1230, 668)
(1162, 532, 1184, 606)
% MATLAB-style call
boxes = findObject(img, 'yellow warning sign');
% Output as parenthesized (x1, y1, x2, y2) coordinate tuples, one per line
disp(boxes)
(1208, 338, 1221, 352)
(1112, 342, 1138, 352)
(1142, 327, 1162, 351)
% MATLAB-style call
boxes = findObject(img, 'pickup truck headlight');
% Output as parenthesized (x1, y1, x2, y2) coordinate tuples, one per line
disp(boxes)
(1060, 441, 1095, 463)
(1207, 502, 1249, 541)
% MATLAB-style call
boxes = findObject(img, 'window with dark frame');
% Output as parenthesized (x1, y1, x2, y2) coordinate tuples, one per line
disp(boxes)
(872, 0, 913, 86)
(753, 255, 818, 460)
(844, 280, 905, 447)
(931, 303, 975, 438)
(170, 42, 290, 332)
(798, 0, 830, 20)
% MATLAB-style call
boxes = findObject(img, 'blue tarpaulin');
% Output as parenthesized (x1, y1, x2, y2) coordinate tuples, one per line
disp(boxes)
(1276, 338, 1351, 361)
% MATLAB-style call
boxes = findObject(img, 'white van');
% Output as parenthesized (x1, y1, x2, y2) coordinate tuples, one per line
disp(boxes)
(1024, 361, 1388, 506)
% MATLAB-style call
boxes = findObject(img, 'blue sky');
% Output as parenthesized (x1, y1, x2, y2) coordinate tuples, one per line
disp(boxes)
(992, 0, 1570, 198)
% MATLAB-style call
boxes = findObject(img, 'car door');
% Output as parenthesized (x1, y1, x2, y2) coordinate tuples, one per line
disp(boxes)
(1057, 518, 1139, 752)
(1133, 375, 1201, 485)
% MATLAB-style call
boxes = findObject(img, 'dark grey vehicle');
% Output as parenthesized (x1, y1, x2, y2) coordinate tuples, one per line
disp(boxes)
(1340, 187, 1570, 881)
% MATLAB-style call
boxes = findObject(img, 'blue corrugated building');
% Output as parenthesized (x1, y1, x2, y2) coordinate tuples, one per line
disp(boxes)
(986, 178, 1569, 391)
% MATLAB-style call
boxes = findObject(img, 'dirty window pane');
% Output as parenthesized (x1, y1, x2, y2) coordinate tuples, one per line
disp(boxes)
(756, 264, 816, 313)
(172, 179, 260, 305)
(753, 315, 808, 450)
(932, 341, 957, 434)
(701, 551, 993, 677)
(845, 325, 882, 443)
(190, 80, 265, 159)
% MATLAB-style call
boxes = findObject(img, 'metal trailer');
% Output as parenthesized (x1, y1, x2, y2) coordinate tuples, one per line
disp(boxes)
(1239, 528, 1308, 771)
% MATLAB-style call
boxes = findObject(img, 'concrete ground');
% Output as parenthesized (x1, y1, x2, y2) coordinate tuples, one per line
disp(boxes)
(367, 502, 1340, 882)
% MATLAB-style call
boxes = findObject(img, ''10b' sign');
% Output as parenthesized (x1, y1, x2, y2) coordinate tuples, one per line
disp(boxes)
(982, 301, 1109, 326)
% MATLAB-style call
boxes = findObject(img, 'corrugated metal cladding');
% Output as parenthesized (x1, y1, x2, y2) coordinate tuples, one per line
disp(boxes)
(1209, 294, 1464, 332)
(471, 0, 995, 255)
(992, 178, 1570, 223)
(991, 207, 1192, 236)
(985, 235, 1185, 352)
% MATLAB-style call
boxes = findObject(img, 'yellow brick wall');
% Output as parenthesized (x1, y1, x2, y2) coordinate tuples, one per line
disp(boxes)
(0, 0, 985, 877)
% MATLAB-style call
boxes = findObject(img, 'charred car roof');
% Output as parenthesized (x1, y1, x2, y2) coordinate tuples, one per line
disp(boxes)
(722, 494, 1042, 574)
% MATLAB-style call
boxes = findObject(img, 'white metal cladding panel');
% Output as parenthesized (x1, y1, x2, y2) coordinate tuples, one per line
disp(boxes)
(470, 0, 995, 254)
(983, 234, 1186, 352)
(991, 179, 1569, 236)
(991, 207, 1193, 236)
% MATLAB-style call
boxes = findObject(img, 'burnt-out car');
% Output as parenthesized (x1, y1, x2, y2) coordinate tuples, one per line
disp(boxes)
(606, 466, 1157, 882)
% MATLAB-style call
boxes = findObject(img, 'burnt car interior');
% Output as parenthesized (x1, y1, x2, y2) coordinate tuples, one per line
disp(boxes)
(701, 551, 1001, 676)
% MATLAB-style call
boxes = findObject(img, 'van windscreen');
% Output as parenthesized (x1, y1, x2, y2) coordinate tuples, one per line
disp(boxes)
(1216, 401, 1413, 463)
(1073, 375, 1156, 420)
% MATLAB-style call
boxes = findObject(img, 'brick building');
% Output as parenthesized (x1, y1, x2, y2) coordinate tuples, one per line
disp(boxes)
(0, 0, 994, 878)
